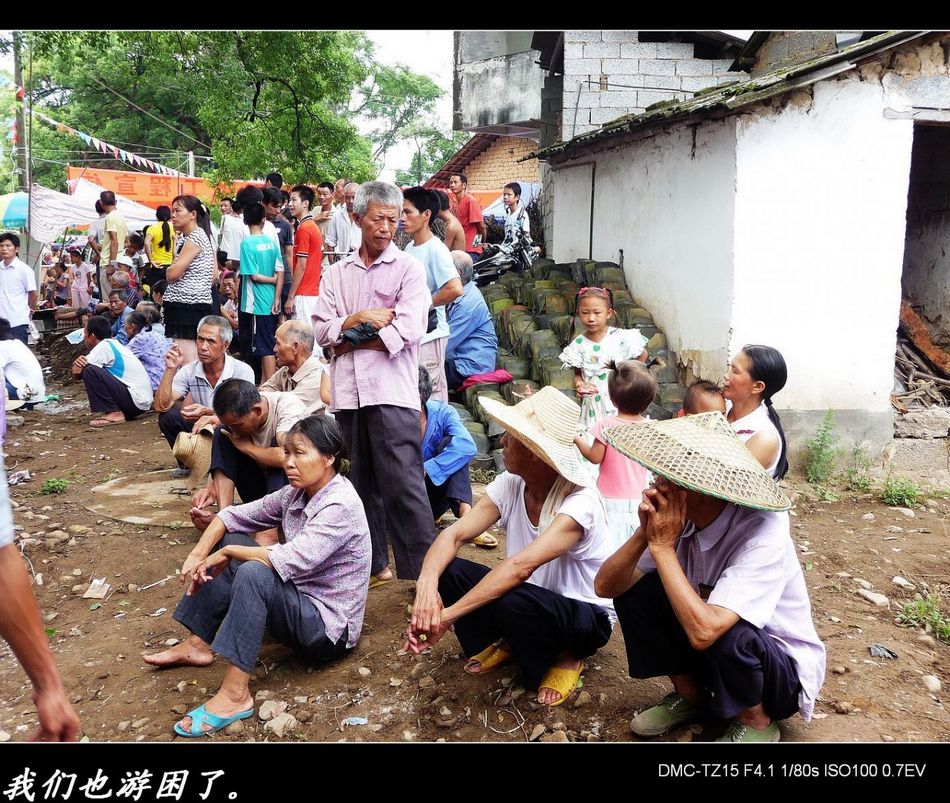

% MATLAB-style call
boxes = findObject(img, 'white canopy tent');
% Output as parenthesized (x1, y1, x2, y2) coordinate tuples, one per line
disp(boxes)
(29, 179, 158, 244)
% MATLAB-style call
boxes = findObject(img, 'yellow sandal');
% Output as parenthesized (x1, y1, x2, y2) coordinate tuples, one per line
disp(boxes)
(538, 662, 585, 707)
(464, 642, 513, 675)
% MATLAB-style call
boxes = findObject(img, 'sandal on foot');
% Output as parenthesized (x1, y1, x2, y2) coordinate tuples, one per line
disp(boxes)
(173, 703, 253, 737)
(464, 642, 513, 675)
(473, 533, 499, 549)
(538, 662, 584, 707)
(89, 417, 126, 428)
(368, 573, 392, 589)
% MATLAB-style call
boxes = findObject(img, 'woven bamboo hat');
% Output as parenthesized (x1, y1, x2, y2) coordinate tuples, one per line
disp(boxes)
(478, 386, 590, 486)
(172, 423, 216, 482)
(602, 411, 791, 512)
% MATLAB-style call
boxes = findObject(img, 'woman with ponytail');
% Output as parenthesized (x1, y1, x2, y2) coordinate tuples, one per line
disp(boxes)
(164, 195, 215, 362)
(144, 414, 372, 737)
(144, 205, 175, 290)
(723, 344, 789, 480)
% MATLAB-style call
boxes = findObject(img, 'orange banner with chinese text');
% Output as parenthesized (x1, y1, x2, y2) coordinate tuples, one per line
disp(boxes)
(66, 167, 261, 210)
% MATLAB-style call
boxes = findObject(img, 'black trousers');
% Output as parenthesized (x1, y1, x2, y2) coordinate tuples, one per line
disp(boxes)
(335, 405, 436, 580)
(82, 365, 142, 419)
(439, 557, 612, 690)
(208, 427, 287, 504)
(158, 407, 188, 449)
(426, 435, 474, 519)
(444, 359, 466, 393)
(614, 571, 802, 721)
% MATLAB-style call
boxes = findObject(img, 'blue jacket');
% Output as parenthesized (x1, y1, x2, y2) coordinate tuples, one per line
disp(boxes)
(422, 400, 476, 486)
(446, 282, 497, 379)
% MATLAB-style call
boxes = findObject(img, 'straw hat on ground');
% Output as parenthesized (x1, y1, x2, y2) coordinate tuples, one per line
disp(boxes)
(478, 386, 590, 487)
(602, 411, 790, 512)
(172, 423, 216, 483)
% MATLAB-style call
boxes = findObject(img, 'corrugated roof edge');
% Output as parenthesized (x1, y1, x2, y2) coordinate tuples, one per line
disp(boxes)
(525, 31, 927, 163)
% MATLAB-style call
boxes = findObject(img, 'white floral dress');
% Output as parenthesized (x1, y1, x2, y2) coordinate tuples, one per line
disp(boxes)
(559, 327, 648, 428)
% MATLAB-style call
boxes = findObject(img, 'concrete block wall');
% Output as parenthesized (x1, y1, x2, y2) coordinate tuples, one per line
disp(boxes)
(464, 136, 540, 191)
(561, 31, 741, 138)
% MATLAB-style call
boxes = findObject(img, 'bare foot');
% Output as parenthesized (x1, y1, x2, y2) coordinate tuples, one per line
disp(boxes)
(143, 635, 214, 669)
(537, 653, 584, 706)
(176, 688, 253, 735)
(190, 506, 215, 531)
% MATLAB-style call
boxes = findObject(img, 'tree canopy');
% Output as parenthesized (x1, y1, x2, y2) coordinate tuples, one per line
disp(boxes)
(2, 31, 447, 193)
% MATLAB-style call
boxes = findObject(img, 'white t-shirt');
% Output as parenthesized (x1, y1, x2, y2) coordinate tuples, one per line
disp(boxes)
(404, 237, 456, 345)
(485, 471, 617, 620)
(0, 258, 37, 329)
(0, 340, 46, 402)
(87, 338, 153, 411)
(728, 401, 782, 477)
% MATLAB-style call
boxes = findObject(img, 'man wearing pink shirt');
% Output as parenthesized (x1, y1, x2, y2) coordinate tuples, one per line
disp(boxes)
(313, 181, 435, 584)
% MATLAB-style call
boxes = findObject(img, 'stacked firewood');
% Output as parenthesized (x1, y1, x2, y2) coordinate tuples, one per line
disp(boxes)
(893, 336, 950, 411)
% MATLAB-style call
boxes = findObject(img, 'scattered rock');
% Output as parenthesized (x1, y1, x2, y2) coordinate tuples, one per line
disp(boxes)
(131, 717, 150, 729)
(254, 690, 273, 702)
(892, 576, 916, 590)
(357, 667, 372, 678)
(263, 712, 297, 738)
(923, 675, 941, 694)
(401, 730, 416, 741)
(47, 530, 68, 539)
(861, 513, 875, 521)
(544, 730, 569, 743)
(163, 639, 179, 647)
(529, 724, 546, 742)
(68, 525, 91, 534)
(368, 724, 383, 733)
(573, 691, 592, 709)
(857, 579, 872, 590)
(258, 700, 287, 722)
(895, 507, 915, 518)
(72, 568, 82, 576)
(224, 720, 245, 735)
(917, 634, 937, 648)
(885, 525, 903, 533)
(511, 686, 525, 700)
(296, 710, 312, 724)
(71, 585, 84, 594)
(418, 676, 435, 689)
(117, 721, 131, 732)
(389, 678, 403, 687)
(586, 733, 599, 742)
(293, 696, 309, 705)
(435, 715, 458, 729)
(598, 693, 607, 707)
(175, 681, 190, 694)
(0, 731, 10, 742)
(857, 589, 889, 607)
(6, 415, 24, 428)
(170, 704, 188, 716)
(832, 701, 855, 715)
(410, 663, 427, 679)
(882, 734, 894, 742)
(833, 666, 848, 675)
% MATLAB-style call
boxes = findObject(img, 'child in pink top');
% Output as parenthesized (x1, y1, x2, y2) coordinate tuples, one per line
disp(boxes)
(573, 360, 656, 549)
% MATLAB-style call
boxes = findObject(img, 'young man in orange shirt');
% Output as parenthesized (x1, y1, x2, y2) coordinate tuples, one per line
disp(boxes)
(285, 184, 323, 326)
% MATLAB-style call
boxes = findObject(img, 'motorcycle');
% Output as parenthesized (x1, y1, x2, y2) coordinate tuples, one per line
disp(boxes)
(473, 229, 537, 287)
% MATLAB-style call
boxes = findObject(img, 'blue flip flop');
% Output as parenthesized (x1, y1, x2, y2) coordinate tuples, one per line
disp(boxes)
(173, 704, 254, 737)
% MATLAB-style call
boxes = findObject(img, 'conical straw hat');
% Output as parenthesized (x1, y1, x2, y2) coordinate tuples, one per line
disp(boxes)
(602, 411, 790, 512)
(478, 386, 591, 486)
(172, 424, 216, 482)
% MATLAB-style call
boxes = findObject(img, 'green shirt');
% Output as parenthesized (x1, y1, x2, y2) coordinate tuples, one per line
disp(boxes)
(238, 233, 278, 315)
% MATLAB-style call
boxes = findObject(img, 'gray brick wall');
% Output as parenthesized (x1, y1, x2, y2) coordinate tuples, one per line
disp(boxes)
(560, 31, 746, 137)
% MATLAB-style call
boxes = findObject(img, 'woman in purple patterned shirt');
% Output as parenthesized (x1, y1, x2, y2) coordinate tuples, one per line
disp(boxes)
(143, 415, 371, 737)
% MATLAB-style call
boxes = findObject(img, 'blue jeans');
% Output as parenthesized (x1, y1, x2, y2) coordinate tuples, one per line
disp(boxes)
(5, 379, 18, 400)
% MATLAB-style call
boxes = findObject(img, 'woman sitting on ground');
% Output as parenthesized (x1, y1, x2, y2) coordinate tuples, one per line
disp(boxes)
(405, 387, 616, 707)
(722, 344, 789, 479)
(143, 415, 371, 737)
(125, 309, 171, 393)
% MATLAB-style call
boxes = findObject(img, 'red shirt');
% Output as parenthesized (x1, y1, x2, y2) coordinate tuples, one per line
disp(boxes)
(455, 193, 483, 254)
(293, 217, 323, 296)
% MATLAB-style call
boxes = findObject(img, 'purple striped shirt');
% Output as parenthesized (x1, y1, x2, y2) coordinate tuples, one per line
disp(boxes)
(312, 242, 430, 412)
(216, 474, 371, 648)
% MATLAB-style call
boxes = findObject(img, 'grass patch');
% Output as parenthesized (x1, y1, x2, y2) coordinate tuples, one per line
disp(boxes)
(805, 411, 837, 485)
(881, 475, 920, 507)
(897, 594, 950, 644)
(842, 446, 873, 492)
(41, 478, 68, 495)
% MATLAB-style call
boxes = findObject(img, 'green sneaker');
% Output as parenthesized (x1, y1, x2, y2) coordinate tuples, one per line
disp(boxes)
(716, 719, 781, 743)
(630, 692, 703, 737)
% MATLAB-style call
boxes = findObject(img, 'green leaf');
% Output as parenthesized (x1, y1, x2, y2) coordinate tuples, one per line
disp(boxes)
(89, 603, 101, 611)
(44, 628, 57, 637)
(805, 562, 814, 571)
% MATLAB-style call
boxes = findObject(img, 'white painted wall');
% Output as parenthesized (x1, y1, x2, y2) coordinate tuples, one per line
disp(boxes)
(553, 119, 738, 379)
(551, 162, 593, 261)
(732, 77, 914, 412)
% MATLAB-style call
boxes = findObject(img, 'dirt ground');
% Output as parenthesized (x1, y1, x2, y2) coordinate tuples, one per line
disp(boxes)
(0, 372, 947, 744)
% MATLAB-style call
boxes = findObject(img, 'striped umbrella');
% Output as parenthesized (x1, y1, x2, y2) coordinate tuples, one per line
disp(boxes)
(0, 191, 28, 228)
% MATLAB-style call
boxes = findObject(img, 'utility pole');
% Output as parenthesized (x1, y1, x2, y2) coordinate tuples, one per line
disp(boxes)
(12, 31, 27, 192)
(187, 151, 195, 177)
